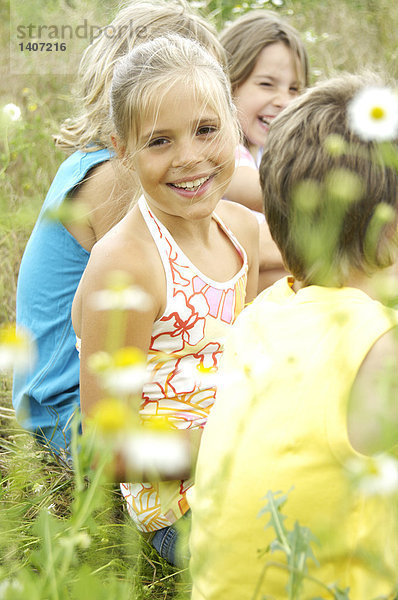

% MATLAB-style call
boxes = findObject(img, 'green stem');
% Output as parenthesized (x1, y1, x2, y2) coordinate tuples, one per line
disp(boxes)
(72, 456, 106, 531)
(106, 308, 127, 353)
(253, 560, 348, 600)
(0, 124, 10, 176)
(267, 494, 291, 556)
(42, 515, 60, 600)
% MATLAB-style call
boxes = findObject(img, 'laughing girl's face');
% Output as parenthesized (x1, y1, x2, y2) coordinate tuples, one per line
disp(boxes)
(234, 41, 301, 158)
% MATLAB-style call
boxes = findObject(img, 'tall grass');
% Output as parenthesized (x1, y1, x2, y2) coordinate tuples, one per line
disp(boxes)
(1, 0, 398, 597)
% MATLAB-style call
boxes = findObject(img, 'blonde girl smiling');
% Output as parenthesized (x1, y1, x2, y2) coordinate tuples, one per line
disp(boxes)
(72, 35, 259, 565)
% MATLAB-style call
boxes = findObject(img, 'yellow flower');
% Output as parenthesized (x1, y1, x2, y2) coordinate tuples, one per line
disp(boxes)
(89, 346, 148, 396)
(91, 398, 133, 434)
(113, 346, 146, 367)
(0, 323, 36, 373)
(143, 415, 173, 432)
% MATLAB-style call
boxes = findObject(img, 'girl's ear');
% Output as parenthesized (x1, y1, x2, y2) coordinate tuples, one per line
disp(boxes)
(111, 134, 135, 170)
(111, 134, 127, 159)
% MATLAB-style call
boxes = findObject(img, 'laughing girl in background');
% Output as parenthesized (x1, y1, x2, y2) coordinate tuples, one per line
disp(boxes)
(221, 10, 310, 290)
(72, 35, 259, 566)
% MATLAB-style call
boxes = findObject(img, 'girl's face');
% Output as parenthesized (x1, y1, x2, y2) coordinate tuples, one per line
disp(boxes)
(234, 41, 301, 157)
(131, 81, 236, 222)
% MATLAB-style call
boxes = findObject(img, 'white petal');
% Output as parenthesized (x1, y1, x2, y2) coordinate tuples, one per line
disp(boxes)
(122, 431, 190, 475)
(103, 366, 148, 394)
(91, 286, 153, 311)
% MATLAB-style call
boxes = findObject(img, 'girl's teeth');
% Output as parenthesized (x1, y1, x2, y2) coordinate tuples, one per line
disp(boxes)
(173, 176, 209, 189)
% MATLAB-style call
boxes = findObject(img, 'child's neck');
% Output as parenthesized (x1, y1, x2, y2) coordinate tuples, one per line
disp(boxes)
(145, 201, 214, 246)
(346, 265, 398, 301)
(248, 143, 261, 163)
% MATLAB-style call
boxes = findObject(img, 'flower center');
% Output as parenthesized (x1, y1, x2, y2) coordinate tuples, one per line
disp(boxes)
(370, 106, 385, 120)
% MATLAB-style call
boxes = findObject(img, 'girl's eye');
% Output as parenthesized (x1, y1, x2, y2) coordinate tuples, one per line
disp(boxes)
(260, 81, 272, 88)
(197, 125, 218, 136)
(290, 87, 299, 94)
(148, 137, 169, 148)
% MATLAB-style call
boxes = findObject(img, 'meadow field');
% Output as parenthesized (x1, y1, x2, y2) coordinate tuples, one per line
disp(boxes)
(1, 0, 398, 598)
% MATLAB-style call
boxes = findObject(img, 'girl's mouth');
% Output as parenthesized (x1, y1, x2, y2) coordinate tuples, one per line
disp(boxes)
(169, 175, 210, 191)
(167, 175, 213, 196)
(258, 116, 271, 130)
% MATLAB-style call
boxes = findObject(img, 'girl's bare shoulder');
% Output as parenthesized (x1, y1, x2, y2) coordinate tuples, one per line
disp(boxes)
(216, 199, 260, 241)
(83, 205, 163, 292)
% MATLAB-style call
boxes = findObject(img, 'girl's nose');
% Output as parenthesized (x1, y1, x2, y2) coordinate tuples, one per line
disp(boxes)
(171, 138, 204, 168)
(272, 89, 292, 110)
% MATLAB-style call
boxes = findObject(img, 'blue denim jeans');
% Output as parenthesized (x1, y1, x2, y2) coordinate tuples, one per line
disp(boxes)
(150, 510, 191, 567)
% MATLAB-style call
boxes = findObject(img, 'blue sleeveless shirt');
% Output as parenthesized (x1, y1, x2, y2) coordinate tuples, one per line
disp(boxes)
(13, 148, 111, 452)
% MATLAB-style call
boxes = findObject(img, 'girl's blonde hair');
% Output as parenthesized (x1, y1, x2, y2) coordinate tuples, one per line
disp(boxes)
(110, 34, 239, 154)
(54, 0, 226, 152)
(220, 10, 310, 93)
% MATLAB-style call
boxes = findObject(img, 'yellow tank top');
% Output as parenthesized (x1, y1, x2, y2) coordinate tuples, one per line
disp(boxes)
(189, 277, 398, 600)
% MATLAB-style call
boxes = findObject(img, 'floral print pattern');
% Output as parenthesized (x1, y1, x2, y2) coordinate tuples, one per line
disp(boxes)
(121, 197, 248, 532)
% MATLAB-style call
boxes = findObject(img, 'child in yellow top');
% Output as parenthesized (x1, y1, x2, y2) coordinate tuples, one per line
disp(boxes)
(189, 72, 398, 599)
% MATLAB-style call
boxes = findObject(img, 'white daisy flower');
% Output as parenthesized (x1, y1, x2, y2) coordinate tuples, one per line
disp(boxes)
(103, 364, 148, 396)
(3, 103, 21, 122)
(346, 454, 398, 496)
(91, 285, 153, 311)
(59, 531, 91, 550)
(0, 579, 23, 598)
(122, 429, 190, 478)
(348, 86, 398, 141)
(304, 31, 317, 43)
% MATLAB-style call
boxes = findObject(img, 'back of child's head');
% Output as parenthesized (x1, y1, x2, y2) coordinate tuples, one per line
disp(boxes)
(260, 72, 398, 286)
(55, 0, 225, 151)
(110, 34, 239, 154)
(220, 10, 309, 94)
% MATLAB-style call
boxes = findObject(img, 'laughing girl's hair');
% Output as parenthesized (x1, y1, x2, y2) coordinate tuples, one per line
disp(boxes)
(220, 10, 310, 94)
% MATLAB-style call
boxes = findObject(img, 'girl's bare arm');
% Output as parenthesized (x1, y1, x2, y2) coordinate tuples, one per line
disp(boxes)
(63, 160, 137, 252)
(73, 229, 160, 417)
(224, 166, 264, 213)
